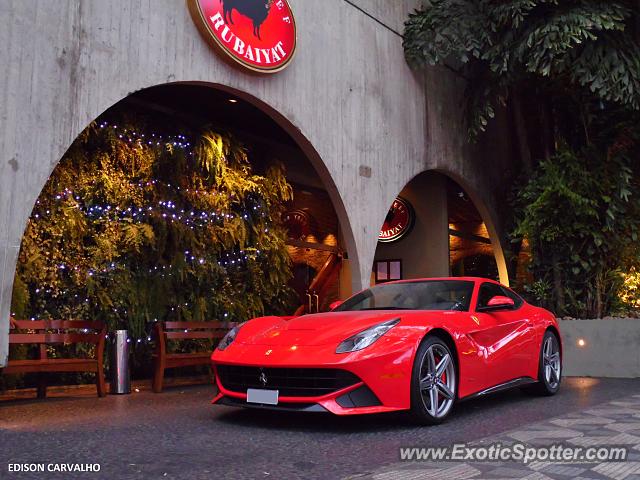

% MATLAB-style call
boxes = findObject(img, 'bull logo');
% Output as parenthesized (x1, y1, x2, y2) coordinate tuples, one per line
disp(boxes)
(259, 371, 268, 387)
(188, 0, 297, 73)
(222, 0, 275, 39)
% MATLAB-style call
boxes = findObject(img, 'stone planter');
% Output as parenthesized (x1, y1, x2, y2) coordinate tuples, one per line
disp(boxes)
(560, 318, 640, 378)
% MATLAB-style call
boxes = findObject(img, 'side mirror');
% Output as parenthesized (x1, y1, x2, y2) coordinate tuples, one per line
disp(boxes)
(329, 300, 343, 311)
(478, 295, 515, 312)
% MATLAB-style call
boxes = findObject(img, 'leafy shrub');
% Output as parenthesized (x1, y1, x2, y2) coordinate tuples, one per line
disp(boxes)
(10, 115, 297, 378)
(513, 142, 640, 317)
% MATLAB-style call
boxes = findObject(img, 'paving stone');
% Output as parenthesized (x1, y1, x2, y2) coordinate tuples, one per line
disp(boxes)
(372, 464, 481, 480)
(540, 464, 589, 476)
(483, 466, 537, 478)
(591, 462, 640, 480)
(551, 418, 615, 428)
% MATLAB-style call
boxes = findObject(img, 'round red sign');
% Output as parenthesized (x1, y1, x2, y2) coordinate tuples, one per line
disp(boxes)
(283, 209, 311, 240)
(379, 197, 415, 243)
(188, 0, 297, 73)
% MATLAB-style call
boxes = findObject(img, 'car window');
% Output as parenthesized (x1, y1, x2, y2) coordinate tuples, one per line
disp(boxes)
(334, 280, 475, 312)
(476, 282, 523, 310)
(500, 286, 524, 308)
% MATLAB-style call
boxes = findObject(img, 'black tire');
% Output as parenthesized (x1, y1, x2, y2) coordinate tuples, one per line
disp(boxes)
(522, 330, 562, 396)
(410, 336, 457, 425)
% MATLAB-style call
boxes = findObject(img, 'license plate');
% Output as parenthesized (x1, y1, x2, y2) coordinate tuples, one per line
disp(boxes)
(246, 388, 279, 405)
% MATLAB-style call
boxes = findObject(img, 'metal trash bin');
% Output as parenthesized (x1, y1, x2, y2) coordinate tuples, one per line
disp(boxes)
(109, 329, 131, 394)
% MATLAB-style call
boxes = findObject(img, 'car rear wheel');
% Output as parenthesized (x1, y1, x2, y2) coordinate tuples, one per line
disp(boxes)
(523, 330, 561, 396)
(410, 336, 457, 425)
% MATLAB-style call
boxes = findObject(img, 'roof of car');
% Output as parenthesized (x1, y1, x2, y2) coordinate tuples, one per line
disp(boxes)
(384, 277, 503, 286)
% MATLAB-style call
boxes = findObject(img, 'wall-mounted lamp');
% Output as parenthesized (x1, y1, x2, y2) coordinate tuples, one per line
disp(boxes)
(577, 338, 586, 347)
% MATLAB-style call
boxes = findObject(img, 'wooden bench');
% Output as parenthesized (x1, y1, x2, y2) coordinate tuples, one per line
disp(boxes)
(4, 319, 107, 398)
(152, 321, 237, 393)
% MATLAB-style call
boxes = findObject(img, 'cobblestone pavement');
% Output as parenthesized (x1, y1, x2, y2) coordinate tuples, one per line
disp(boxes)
(353, 394, 640, 480)
(0, 378, 638, 479)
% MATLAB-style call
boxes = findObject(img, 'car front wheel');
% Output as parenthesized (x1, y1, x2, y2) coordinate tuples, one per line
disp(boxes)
(410, 336, 457, 425)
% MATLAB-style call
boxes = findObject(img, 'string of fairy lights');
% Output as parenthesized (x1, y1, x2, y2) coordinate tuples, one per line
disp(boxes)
(20, 121, 271, 344)
(98, 120, 193, 150)
(39, 194, 265, 229)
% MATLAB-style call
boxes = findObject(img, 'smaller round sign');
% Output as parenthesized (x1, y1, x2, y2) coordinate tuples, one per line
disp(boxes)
(379, 197, 415, 243)
(188, 0, 297, 73)
(283, 209, 311, 240)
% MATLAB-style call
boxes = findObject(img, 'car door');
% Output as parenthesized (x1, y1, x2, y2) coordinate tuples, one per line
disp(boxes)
(472, 283, 536, 387)
(446, 310, 495, 398)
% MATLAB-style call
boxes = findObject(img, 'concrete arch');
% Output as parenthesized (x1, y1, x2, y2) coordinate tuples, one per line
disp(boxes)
(433, 168, 509, 287)
(23, 80, 361, 293)
(0, 81, 362, 366)
(372, 168, 509, 287)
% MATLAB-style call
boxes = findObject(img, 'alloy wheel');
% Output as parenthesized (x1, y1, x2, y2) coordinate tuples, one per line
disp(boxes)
(418, 343, 456, 418)
(543, 335, 561, 389)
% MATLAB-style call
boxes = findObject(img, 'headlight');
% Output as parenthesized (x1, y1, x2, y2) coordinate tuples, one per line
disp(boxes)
(218, 325, 241, 351)
(336, 318, 400, 353)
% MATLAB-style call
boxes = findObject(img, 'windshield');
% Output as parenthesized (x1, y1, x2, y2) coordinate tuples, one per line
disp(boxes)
(334, 280, 475, 312)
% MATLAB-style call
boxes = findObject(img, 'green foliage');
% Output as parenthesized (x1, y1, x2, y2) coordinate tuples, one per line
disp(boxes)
(619, 268, 640, 311)
(405, 1, 640, 317)
(404, 0, 640, 137)
(513, 138, 640, 317)
(12, 116, 296, 347)
(523, 278, 552, 306)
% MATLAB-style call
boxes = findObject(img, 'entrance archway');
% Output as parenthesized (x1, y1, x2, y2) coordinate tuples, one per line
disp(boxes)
(372, 170, 509, 286)
(4, 82, 359, 371)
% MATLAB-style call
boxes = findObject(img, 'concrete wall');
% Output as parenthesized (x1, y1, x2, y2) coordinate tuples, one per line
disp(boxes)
(561, 319, 640, 378)
(0, 0, 511, 366)
(374, 172, 450, 278)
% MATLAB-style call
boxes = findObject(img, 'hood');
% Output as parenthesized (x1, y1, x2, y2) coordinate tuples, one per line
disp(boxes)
(236, 311, 407, 347)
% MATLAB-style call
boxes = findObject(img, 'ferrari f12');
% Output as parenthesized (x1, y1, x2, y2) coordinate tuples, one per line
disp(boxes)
(211, 278, 561, 424)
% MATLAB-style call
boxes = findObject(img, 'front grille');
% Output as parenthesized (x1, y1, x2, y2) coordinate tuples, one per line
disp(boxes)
(216, 365, 360, 397)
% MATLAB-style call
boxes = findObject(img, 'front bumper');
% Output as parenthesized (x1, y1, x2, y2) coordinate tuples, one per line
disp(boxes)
(210, 340, 414, 415)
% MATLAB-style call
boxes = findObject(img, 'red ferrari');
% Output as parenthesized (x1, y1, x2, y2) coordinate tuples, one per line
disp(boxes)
(211, 277, 562, 424)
